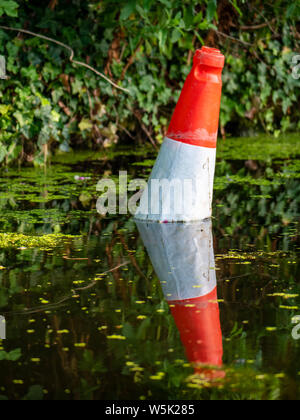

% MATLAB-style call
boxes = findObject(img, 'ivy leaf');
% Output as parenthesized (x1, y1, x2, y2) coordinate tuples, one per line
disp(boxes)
(0, 0, 19, 17)
(23, 385, 44, 401)
(122, 322, 135, 341)
(79, 119, 93, 132)
(120, 0, 136, 21)
(183, 5, 194, 29)
(157, 0, 171, 7)
(286, 2, 300, 18)
(230, 0, 242, 17)
(171, 28, 182, 44)
(0, 348, 21, 361)
(0, 105, 11, 116)
(206, 0, 217, 22)
(7, 348, 22, 361)
(0, 144, 7, 163)
(13, 111, 27, 128)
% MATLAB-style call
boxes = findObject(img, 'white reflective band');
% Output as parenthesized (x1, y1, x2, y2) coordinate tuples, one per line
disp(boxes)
(136, 220, 216, 301)
(135, 137, 216, 222)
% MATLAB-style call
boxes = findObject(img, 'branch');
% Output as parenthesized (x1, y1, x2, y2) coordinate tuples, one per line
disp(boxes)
(240, 18, 277, 32)
(120, 39, 143, 81)
(133, 109, 158, 149)
(48, 0, 58, 10)
(4, 261, 130, 315)
(74, 261, 130, 291)
(0, 25, 129, 94)
(241, 22, 270, 30)
(214, 30, 252, 47)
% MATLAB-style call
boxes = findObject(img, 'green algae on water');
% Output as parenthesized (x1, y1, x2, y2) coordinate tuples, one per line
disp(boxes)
(217, 133, 300, 161)
(0, 233, 81, 250)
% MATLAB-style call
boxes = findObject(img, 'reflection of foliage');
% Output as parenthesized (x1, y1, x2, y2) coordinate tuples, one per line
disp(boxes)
(0, 210, 299, 399)
(0, 348, 21, 361)
(214, 134, 300, 245)
(0, 136, 299, 399)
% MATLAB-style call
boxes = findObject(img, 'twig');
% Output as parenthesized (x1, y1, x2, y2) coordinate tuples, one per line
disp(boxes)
(4, 261, 130, 315)
(120, 39, 143, 81)
(48, 0, 58, 10)
(131, 108, 158, 149)
(214, 30, 252, 47)
(63, 257, 89, 260)
(58, 100, 72, 117)
(74, 261, 130, 291)
(187, 35, 197, 67)
(139, 121, 158, 150)
(0, 25, 129, 94)
(118, 234, 149, 282)
(252, 7, 278, 36)
(241, 19, 276, 31)
(118, 123, 135, 140)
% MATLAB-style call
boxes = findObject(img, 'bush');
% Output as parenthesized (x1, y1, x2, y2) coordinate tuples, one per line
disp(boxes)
(0, 0, 299, 165)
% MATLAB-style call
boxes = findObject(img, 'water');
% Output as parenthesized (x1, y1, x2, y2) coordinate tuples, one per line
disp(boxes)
(0, 135, 299, 400)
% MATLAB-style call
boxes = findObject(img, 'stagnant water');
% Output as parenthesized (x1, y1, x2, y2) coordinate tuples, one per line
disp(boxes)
(0, 134, 300, 400)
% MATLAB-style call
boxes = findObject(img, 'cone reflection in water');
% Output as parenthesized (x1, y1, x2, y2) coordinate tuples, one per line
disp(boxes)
(136, 220, 224, 379)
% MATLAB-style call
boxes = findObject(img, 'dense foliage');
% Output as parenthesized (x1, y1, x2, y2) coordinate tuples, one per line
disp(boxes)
(0, 0, 299, 164)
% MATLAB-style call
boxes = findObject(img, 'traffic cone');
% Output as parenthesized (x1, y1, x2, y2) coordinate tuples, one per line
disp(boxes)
(136, 220, 224, 378)
(135, 47, 225, 222)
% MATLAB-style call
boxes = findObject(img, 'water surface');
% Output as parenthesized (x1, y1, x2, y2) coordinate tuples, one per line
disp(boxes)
(0, 134, 300, 400)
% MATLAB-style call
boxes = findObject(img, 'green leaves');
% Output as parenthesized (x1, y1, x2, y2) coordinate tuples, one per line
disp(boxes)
(229, 0, 243, 17)
(0, 0, 299, 165)
(120, 0, 136, 21)
(286, 2, 300, 18)
(79, 118, 93, 132)
(157, 0, 172, 7)
(0, 143, 7, 163)
(23, 385, 44, 401)
(171, 28, 182, 44)
(0, 0, 19, 17)
(0, 348, 21, 361)
(206, 0, 217, 22)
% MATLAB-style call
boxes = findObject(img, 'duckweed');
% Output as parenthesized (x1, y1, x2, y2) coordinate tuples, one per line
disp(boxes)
(0, 233, 81, 250)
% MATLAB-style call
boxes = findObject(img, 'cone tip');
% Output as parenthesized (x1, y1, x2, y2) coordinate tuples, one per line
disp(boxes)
(194, 46, 225, 69)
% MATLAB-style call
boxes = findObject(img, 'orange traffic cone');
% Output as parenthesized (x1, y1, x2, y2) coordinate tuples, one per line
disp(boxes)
(136, 47, 225, 222)
(136, 220, 224, 379)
